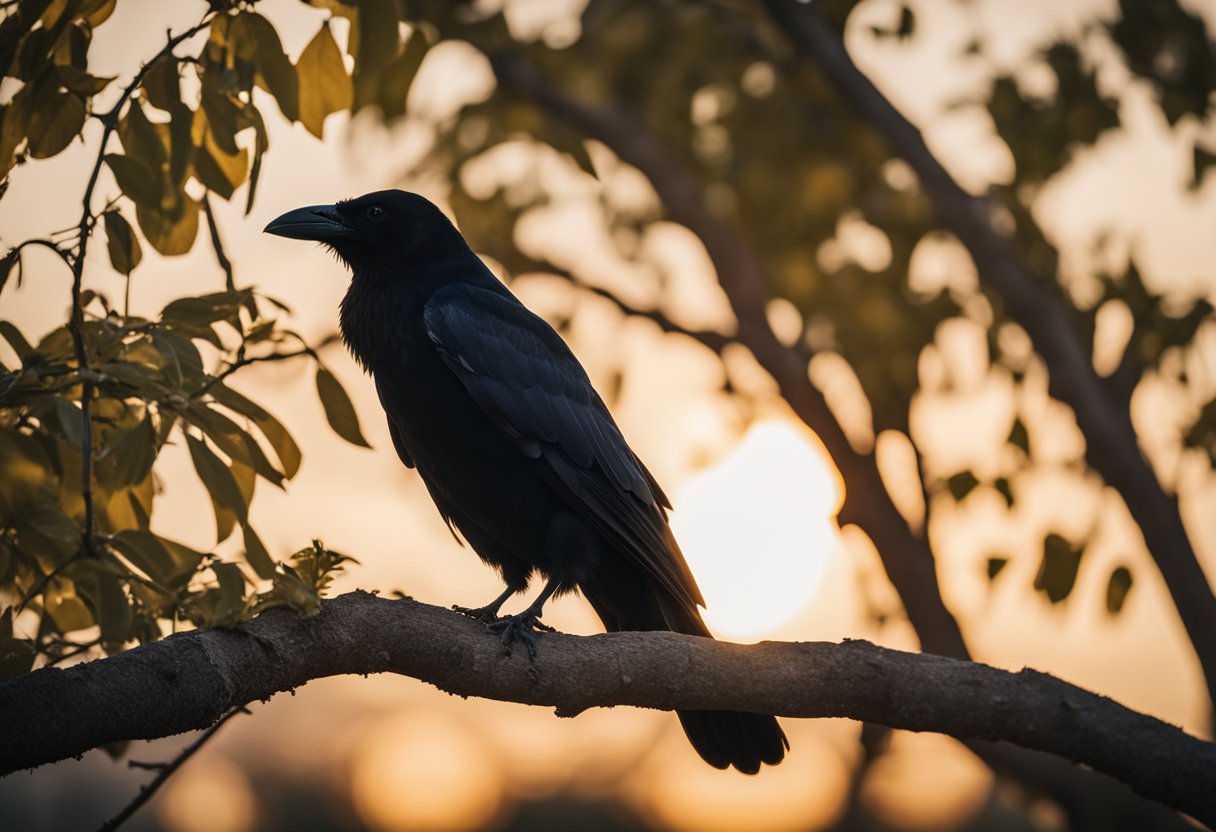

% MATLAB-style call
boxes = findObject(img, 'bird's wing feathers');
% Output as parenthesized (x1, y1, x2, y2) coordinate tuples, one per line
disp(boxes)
(424, 284, 703, 609)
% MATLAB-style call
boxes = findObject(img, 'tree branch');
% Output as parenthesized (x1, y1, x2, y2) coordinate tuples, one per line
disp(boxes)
(97, 706, 246, 832)
(66, 13, 215, 560)
(763, 0, 1216, 710)
(0, 592, 1211, 825)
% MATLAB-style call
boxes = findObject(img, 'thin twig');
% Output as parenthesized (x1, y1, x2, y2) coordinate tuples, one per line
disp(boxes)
(190, 348, 314, 400)
(201, 194, 235, 292)
(95, 706, 247, 832)
(540, 262, 735, 353)
(66, 12, 215, 560)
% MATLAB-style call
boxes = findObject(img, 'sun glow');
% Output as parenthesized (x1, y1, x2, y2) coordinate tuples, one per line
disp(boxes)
(671, 419, 842, 641)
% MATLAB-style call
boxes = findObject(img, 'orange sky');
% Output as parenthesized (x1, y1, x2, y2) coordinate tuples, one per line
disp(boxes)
(2, 1, 1215, 830)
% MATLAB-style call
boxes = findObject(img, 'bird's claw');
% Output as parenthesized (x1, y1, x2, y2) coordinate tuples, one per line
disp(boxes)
(451, 603, 503, 626)
(486, 608, 554, 661)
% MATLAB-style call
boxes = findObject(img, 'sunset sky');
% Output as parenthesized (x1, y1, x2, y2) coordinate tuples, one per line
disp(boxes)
(2, 0, 1215, 830)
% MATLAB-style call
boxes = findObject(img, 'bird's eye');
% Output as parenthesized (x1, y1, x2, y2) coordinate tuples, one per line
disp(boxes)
(366, 206, 386, 221)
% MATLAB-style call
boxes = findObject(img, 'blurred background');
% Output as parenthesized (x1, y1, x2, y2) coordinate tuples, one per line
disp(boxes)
(1, 0, 1215, 829)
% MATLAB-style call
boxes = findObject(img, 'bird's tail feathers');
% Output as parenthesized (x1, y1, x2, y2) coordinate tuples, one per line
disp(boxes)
(588, 584, 789, 774)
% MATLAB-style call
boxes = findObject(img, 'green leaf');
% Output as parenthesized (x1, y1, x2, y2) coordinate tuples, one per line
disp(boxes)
(52, 395, 84, 450)
(95, 570, 132, 648)
(0, 319, 32, 361)
(135, 195, 199, 257)
(297, 22, 352, 139)
(986, 556, 1008, 581)
(0, 250, 19, 296)
(1034, 532, 1085, 604)
(103, 209, 142, 275)
(186, 433, 247, 543)
(96, 415, 156, 491)
(352, 0, 400, 76)
(150, 329, 205, 389)
(1105, 565, 1133, 614)
(242, 522, 276, 580)
(185, 403, 285, 487)
(213, 561, 247, 619)
(244, 105, 268, 215)
(110, 529, 174, 585)
(104, 153, 161, 207)
(26, 89, 85, 158)
(142, 55, 180, 111)
(54, 64, 114, 96)
(945, 470, 979, 501)
(209, 383, 302, 478)
(240, 12, 298, 122)
(369, 30, 427, 120)
(316, 367, 369, 447)
(118, 99, 166, 173)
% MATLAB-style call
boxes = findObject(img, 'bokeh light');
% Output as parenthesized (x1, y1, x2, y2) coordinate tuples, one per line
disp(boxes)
(859, 732, 993, 831)
(627, 723, 851, 832)
(158, 756, 259, 832)
(350, 712, 506, 832)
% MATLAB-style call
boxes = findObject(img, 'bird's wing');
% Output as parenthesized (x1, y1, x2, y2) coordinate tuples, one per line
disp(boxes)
(423, 283, 704, 609)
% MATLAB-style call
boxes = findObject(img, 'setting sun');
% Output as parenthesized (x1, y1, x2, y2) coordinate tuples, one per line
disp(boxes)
(671, 420, 843, 641)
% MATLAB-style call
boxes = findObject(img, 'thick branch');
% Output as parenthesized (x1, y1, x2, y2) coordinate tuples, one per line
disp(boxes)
(0, 593, 1212, 825)
(763, 0, 1216, 708)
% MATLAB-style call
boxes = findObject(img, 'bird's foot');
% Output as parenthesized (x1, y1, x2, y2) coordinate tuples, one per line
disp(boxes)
(451, 603, 504, 626)
(486, 607, 555, 661)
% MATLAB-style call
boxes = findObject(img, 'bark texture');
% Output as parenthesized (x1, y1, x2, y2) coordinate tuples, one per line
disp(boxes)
(1, 593, 1213, 826)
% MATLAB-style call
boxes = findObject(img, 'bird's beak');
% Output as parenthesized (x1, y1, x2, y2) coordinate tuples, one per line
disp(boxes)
(263, 204, 350, 242)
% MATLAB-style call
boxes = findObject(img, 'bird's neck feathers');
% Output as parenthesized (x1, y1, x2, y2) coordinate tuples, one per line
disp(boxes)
(337, 247, 502, 373)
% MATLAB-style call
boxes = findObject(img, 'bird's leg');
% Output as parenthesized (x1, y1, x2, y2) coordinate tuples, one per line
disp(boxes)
(486, 577, 561, 661)
(452, 586, 517, 625)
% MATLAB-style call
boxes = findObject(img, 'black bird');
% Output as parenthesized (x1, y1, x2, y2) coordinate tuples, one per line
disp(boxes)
(265, 189, 788, 774)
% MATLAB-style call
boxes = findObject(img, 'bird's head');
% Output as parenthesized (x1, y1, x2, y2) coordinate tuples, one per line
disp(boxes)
(263, 189, 468, 271)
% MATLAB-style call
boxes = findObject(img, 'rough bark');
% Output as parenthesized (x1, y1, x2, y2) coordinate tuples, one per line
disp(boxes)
(763, 0, 1216, 710)
(1, 593, 1212, 826)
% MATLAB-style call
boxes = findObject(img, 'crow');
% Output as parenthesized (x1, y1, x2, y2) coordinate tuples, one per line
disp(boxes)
(265, 189, 788, 773)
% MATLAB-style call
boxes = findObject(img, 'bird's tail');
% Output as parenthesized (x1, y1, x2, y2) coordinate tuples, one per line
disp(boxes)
(584, 583, 788, 774)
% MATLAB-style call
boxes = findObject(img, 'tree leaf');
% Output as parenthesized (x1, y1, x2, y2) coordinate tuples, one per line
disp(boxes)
(103, 209, 142, 275)
(96, 415, 156, 491)
(1034, 532, 1085, 604)
(94, 569, 132, 649)
(104, 153, 161, 208)
(110, 528, 174, 585)
(1008, 417, 1030, 456)
(297, 22, 352, 139)
(244, 105, 268, 215)
(986, 556, 1008, 581)
(352, 0, 400, 77)
(52, 395, 84, 450)
(0, 249, 20, 298)
(54, 64, 114, 96)
(26, 89, 85, 158)
(142, 54, 180, 111)
(993, 477, 1014, 508)
(316, 367, 369, 447)
(945, 470, 979, 501)
(240, 12, 298, 122)
(209, 383, 301, 478)
(186, 433, 247, 543)
(369, 29, 427, 120)
(1105, 565, 1133, 614)
(135, 194, 199, 256)
(242, 522, 276, 580)
(0, 319, 32, 361)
